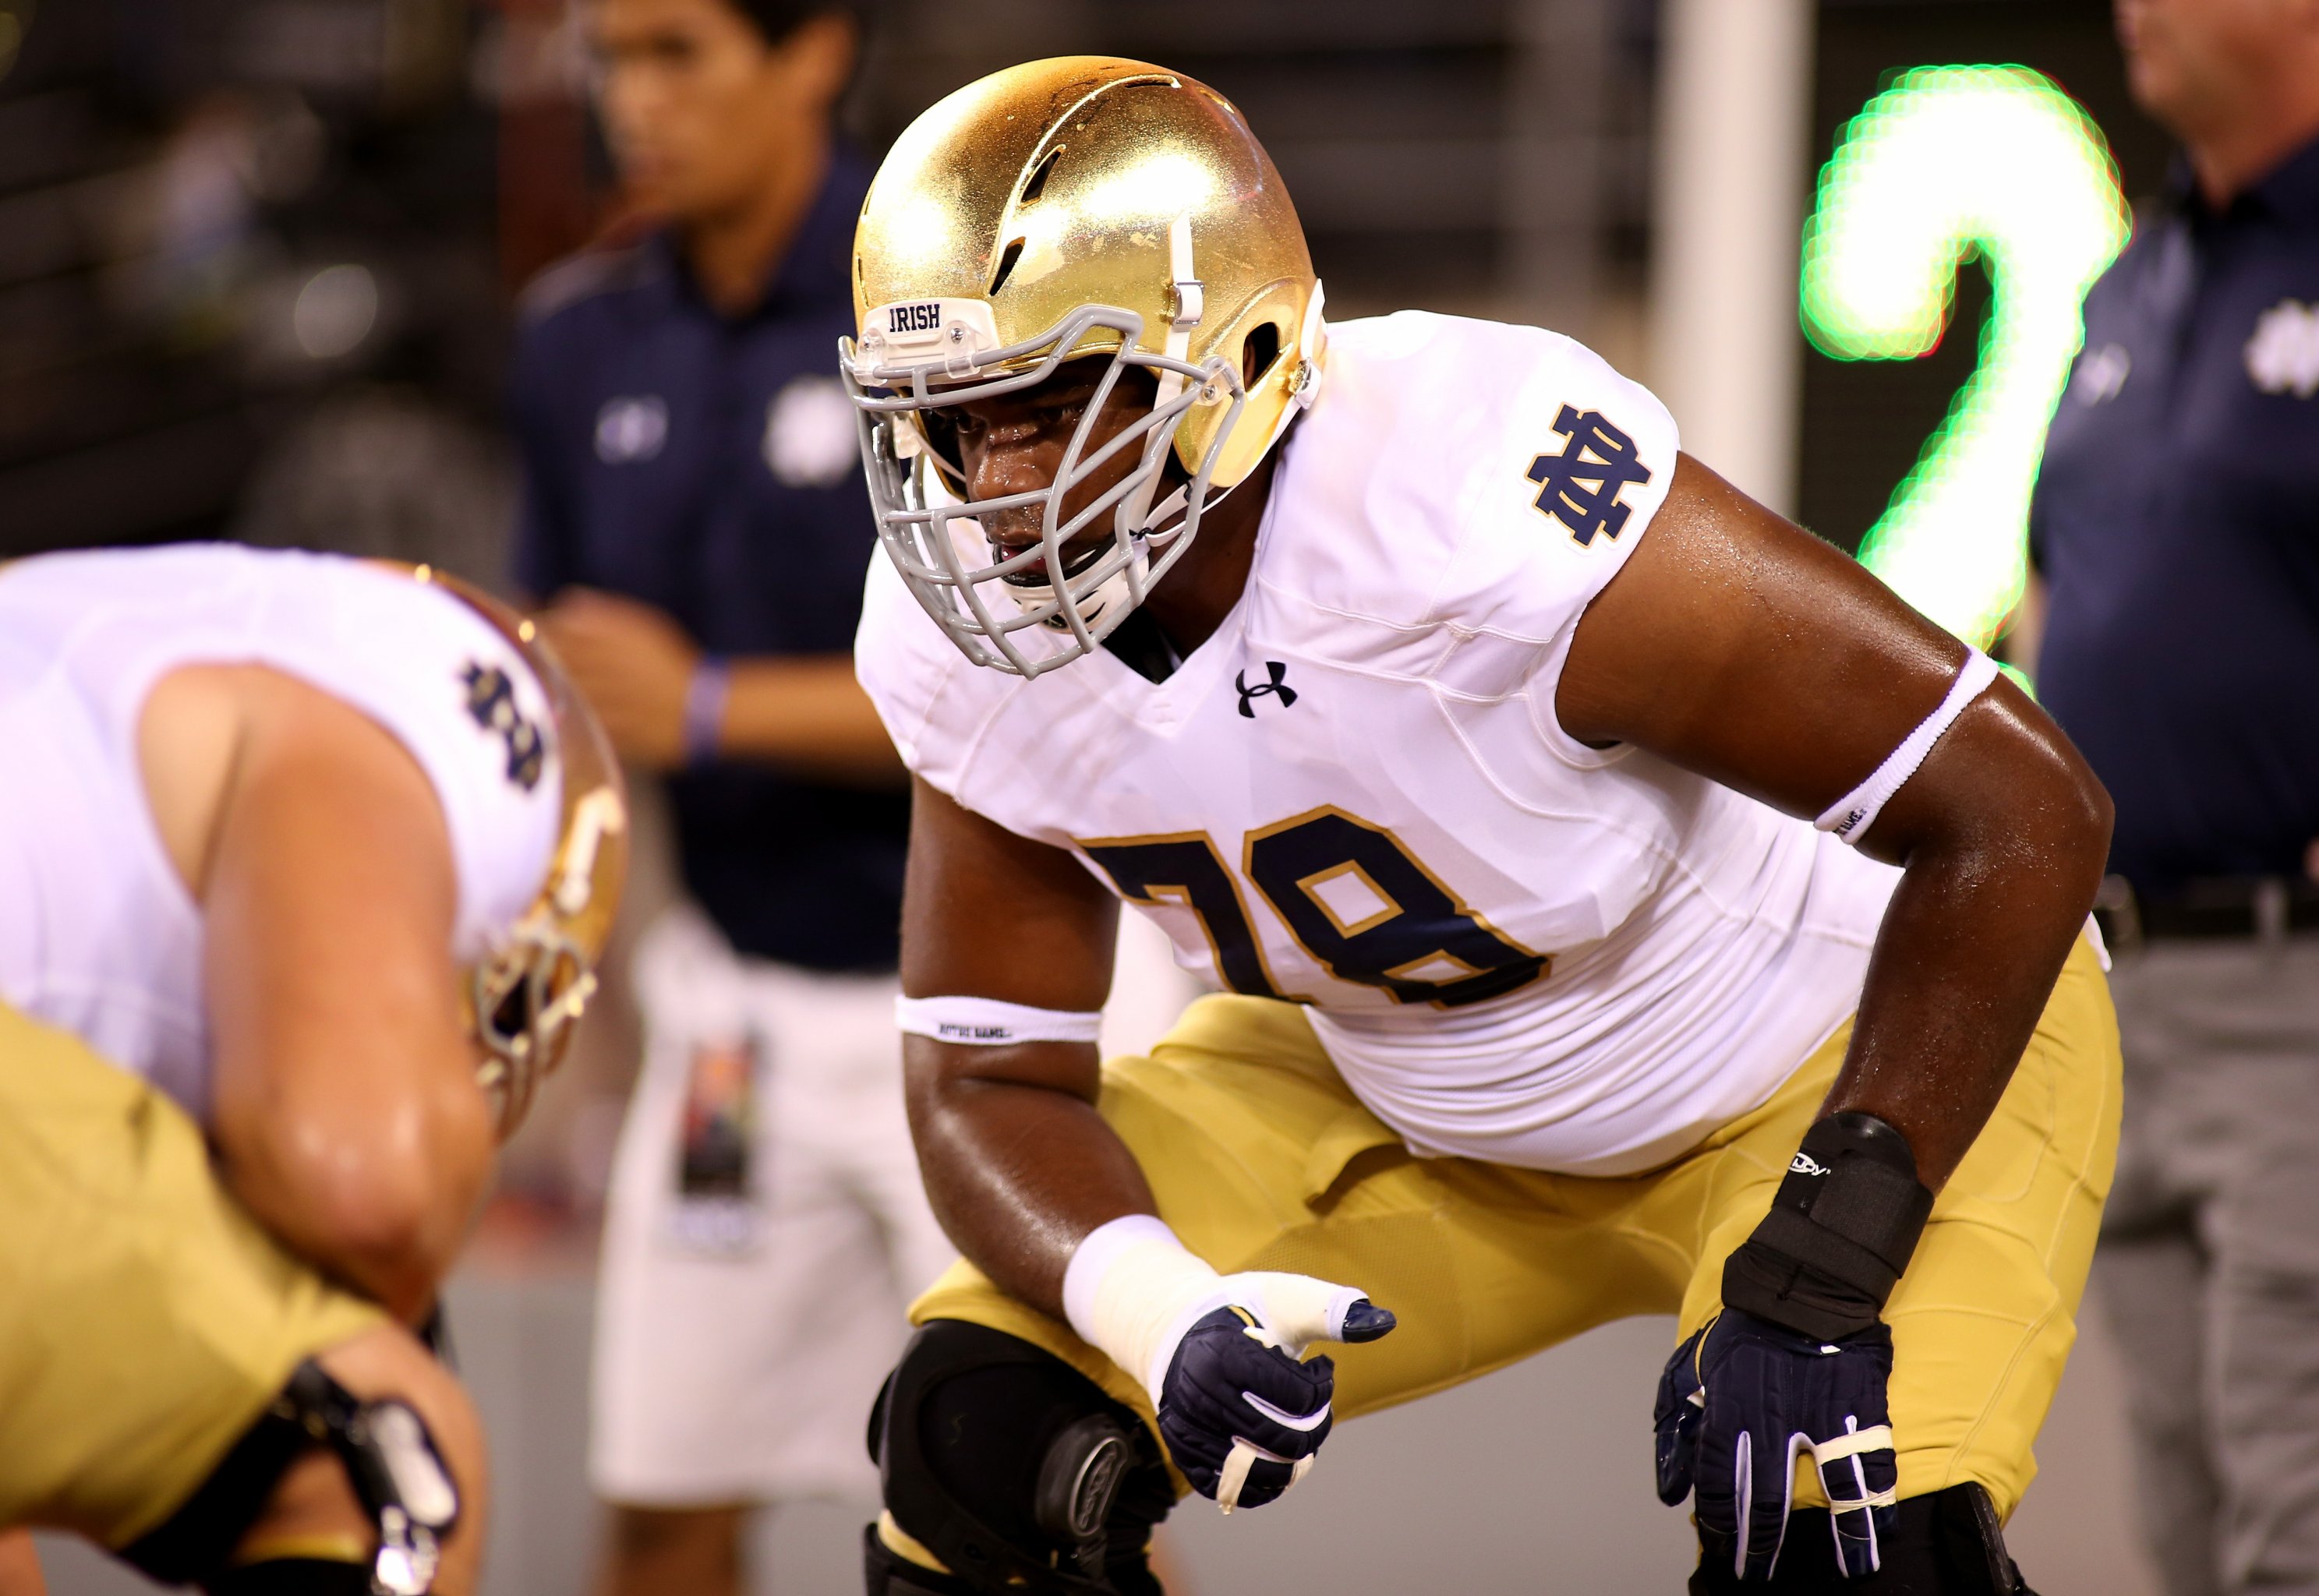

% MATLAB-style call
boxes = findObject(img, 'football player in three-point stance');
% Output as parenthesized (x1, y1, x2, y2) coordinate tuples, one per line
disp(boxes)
(0, 546, 627, 1593)
(842, 58, 2119, 1594)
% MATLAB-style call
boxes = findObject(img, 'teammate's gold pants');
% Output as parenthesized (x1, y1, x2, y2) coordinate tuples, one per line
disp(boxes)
(0, 1001, 381, 1548)
(912, 936, 2119, 1517)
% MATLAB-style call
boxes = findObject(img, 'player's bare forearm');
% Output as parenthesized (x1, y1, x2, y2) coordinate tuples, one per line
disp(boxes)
(720, 656, 904, 783)
(1822, 684, 2109, 1186)
(906, 1038, 1160, 1314)
(200, 671, 496, 1322)
(0, 1530, 44, 1596)
(900, 775, 1144, 1312)
(1562, 453, 2111, 1189)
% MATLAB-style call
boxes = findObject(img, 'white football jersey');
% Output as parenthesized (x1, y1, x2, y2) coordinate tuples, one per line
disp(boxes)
(857, 311, 1900, 1176)
(0, 545, 562, 1123)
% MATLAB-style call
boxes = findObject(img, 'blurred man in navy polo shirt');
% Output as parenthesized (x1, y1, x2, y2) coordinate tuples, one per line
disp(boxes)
(509, 2, 950, 1591)
(2026, 2, 2319, 1590)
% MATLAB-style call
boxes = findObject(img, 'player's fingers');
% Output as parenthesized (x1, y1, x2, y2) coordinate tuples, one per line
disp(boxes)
(1689, 1421, 1737, 1558)
(1812, 1422, 1898, 1578)
(1654, 1324, 1709, 1507)
(1215, 1442, 1317, 1515)
(1734, 1427, 1802, 1582)
(1240, 1273, 1392, 1354)
(1173, 1348, 1334, 1462)
(1155, 1405, 1231, 1488)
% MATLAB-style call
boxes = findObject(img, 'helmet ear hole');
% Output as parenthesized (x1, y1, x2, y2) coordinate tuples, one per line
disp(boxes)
(1243, 320, 1283, 388)
(1019, 145, 1063, 204)
(489, 976, 532, 1045)
(989, 236, 1027, 296)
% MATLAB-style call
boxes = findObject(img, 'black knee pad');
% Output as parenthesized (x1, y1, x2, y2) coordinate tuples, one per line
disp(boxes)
(864, 1520, 985, 1596)
(119, 1394, 316, 1585)
(202, 1558, 374, 1594)
(868, 1319, 1172, 1595)
(120, 1359, 461, 1596)
(1688, 1484, 2036, 1595)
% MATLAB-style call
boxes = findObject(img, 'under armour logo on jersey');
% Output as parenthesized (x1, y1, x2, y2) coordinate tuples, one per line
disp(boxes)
(461, 660, 546, 791)
(1236, 661, 1298, 718)
(1525, 404, 1653, 546)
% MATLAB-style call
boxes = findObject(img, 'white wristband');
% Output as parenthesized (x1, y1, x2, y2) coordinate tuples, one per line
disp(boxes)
(1816, 649, 2001, 844)
(1062, 1216, 1221, 1398)
(1062, 1215, 1373, 1403)
(895, 995, 1104, 1047)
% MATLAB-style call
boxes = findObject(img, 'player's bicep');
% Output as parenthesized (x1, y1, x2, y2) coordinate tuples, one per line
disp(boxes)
(203, 681, 483, 1168)
(1556, 452, 1967, 835)
(900, 775, 1119, 1098)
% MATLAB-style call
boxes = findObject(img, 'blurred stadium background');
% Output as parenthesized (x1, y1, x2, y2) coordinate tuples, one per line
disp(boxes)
(3, 0, 2168, 1589)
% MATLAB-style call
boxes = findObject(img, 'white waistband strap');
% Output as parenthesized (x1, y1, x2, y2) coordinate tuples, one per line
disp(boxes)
(1816, 650, 2002, 844)
(894, 994, 1104, 1047)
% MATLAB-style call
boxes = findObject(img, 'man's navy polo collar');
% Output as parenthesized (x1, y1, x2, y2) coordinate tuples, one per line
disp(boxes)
(636, 141, 871, 325)
(2171, 129, 2319, 231)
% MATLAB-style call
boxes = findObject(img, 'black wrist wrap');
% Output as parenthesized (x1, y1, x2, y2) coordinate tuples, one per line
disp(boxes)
(1720, 1111, 1935, 1343)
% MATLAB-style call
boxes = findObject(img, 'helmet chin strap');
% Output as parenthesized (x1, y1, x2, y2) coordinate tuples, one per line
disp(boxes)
(1114, 214, 1204, 542)
(1135, 267, 1326, 550)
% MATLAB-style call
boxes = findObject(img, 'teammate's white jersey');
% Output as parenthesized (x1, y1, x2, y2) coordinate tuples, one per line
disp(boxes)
(857, 312, 1902, 1177)
(0, 544, 561, 1122)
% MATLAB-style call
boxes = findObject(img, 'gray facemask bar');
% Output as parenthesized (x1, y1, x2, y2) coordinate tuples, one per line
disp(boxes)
(840, 304, 1246, 679)
(470, 923, 594, 1138)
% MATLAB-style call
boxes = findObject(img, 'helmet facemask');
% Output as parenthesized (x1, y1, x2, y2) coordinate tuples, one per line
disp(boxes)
(844, 57, 1327, 676)
(844, 300, 1248, 680)
(469, 922, 592, 1137)
(465, 779, 627, 1139)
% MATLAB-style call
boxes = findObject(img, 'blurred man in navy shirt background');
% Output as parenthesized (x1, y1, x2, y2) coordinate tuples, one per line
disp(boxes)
(2025, 2, 2319, 1590)
(509, 2, 949, 1591)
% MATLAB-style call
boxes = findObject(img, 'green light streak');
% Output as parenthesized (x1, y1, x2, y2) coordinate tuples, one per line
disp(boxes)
(1801, 65, 2129, 647)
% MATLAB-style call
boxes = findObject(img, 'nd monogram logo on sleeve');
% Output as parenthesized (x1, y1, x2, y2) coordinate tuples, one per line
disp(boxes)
(1525, 404, 1653, 546)
(461, 660, 547, 792)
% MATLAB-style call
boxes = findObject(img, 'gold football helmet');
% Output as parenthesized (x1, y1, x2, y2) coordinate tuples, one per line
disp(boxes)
(411, 566, 628, 1139)
(843, 56, 1325, 676)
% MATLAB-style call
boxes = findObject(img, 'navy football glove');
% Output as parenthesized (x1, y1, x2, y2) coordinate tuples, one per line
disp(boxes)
(1156, 1298, 1396, 1513)
(1658, 1110, 1935, 1581)
(1656, 1309, 1899, 1580)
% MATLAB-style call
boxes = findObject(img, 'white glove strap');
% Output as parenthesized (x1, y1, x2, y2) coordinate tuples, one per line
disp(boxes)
(1216, 1445, 1316, 1516)
(1815, 649, 2001, 843)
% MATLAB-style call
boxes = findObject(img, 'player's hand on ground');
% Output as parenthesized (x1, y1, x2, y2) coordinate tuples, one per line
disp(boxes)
(1154, 1273, 1395, 1514)
(1654, 1308, 1898, 1580)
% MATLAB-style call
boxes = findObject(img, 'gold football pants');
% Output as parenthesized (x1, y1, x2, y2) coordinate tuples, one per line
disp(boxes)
(911, 936, 2119, 1517)
(0, 1001, 382, 1548)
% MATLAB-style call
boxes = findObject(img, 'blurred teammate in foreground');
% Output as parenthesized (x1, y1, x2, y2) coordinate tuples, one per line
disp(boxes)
(843, 58, 2121, 1594)
(0, 545, 626, 1594)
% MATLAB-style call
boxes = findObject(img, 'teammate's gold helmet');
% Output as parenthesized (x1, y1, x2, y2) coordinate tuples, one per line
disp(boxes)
(843, 56, 1325, 676)
(413, 567, 628, 1139)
